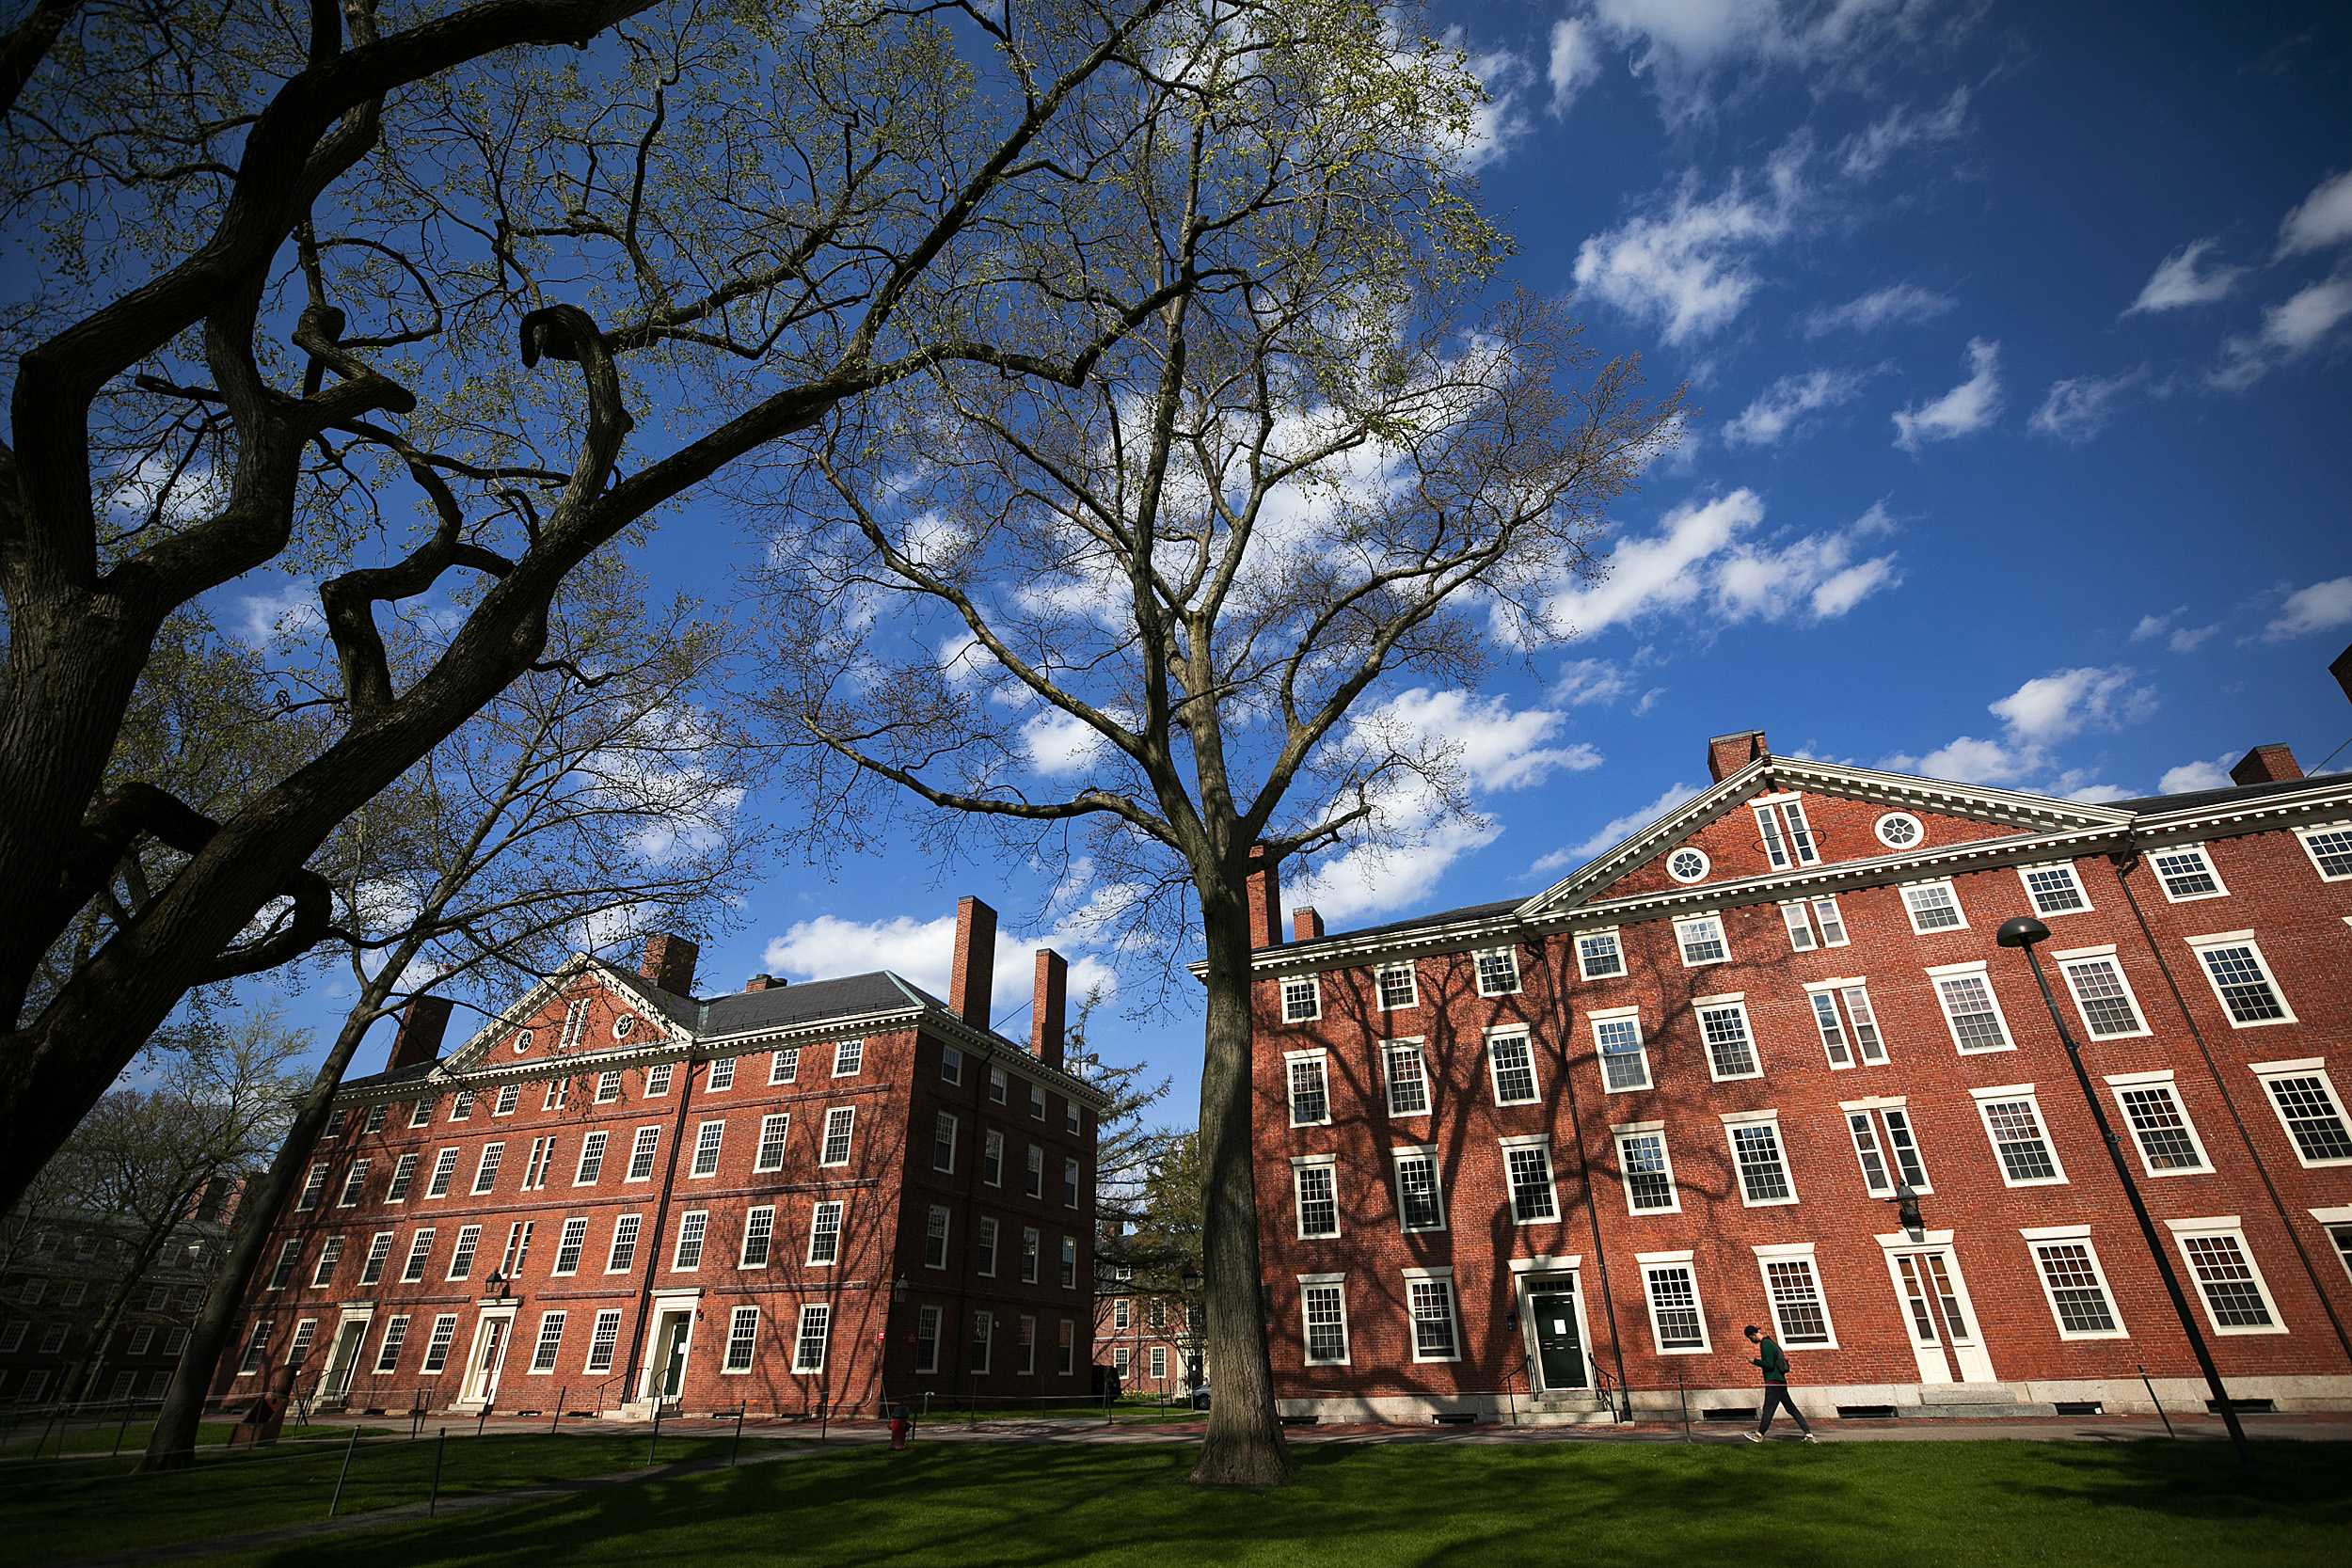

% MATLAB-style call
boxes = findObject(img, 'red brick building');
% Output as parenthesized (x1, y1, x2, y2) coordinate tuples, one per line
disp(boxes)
(211, 897, 1106, 1419)
(1248, 732, 2352, 1422)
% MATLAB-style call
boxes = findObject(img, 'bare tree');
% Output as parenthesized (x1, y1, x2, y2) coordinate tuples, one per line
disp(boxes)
(0, 0, 1237, 1209)
(756, 16, 1686, 1476)
(142, 556, 768, 1468)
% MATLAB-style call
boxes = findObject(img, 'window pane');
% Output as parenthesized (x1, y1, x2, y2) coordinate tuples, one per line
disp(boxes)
(1847, 1112, 1891, 1193)
(1810, 991, 1851, 1066)
(1578, 933, 1624, 978)
(1477, 949, 1520, 995)
(1620, 1133, 1674, 1211)
(1984, 1101, 2058, 1181)
(1377, 965, 1418, 1008)
(2265, 1076, 2352, 1162)
(2119, 1085, 2203, 1169)
(1811, 898, 1846, 945)
(1699, 1006, 1756, 1078)
(1396, 1156, 1445, 1230)
(1289, 1059, 1329, 1125)
(1506, 1147, 1556, 1223)
(1935, 975, 2010, 1051)
(1407, 1279, 1457, 1358)
(1282, 977, 1320, 1021)
(1645, 1266, 1705, 1349)
(2035, 1243, 2117, 1334)
(1678, 918, 1727, 964)
(2304, 828, 2352, 878)
(1303, 1284, 1348, 1364)
(1782, 902, 1817, 951)
(1489, 1036, 1538, 1103)
(1883, 1108, 1930, 1189)
(1295, 1165, 1338, 1238)
(2181, 1235, 2273, 1327)
(1732, 1124, 1791, 1202)
(1596, 1019, 1648, 1091)
(2023, 865, 2088, 914)
(1764, 1259, 1830, 1344)
(726, 1307, 759, 1370)
(1385, 1044, 1430, 1116)
(2200, 945, 2286, 1022)
(1840, 986, 1885, 1063)
(2063, 959, 2143, 1036)
(1905, 883, 1963, 929)
(2152, 848, 2217, 897)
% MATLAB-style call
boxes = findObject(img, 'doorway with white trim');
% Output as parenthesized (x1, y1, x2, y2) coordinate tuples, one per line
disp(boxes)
(1879, 1238, 1994, 1384)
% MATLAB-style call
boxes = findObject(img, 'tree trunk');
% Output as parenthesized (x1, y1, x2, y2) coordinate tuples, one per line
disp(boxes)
(138, 1000, 384, 1470)
(1188, 887, 1293, 1485)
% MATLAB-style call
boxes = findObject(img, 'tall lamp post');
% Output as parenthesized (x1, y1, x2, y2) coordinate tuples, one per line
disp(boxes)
(1995, 915, 2257, 1473)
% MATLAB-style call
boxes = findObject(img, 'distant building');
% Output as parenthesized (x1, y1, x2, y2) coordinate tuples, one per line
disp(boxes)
(1, 1195, 230, 1407)
(1247, 731, 2352, 1422)
(1094, 1255, 1203, 1398)
(209, 897, 1106, 1419)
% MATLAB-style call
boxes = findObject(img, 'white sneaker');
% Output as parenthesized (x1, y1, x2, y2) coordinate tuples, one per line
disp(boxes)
(1803, 1433, 1820, 1444)
(1744, 1431, 1763, 1443)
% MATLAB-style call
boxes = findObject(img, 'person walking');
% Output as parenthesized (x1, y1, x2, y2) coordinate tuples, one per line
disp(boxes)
(1742, 1323, 1818, 1443)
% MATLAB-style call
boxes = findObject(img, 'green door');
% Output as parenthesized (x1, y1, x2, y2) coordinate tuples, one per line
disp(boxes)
(1530, 1290, 1585, 1391)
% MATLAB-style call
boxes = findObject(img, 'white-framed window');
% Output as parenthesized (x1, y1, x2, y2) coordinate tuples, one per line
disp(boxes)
(1639, 1255, 1709, 1352)
(493, 1084, 520, 1117)
(1696, 997, 1761, 1081)
(358, 1231, 395, 1287)
(1973, 1086, 2066, 1186)
(296, 1161, 329, 1210)
(793, 1303, 830, 1372)
(1844, 1104, 1930, 1194)
(1066, 1100, 1081, 1135)
(1292, 1158, 1340, 1239)
(1502, 1138, 1559, 1224)
(2323, 1220, 2352, 1287)
(707, 1056, 737, 1089)
(2295, 822, 2352, 881)
(400, 1227, 437, 1282)
(2105, 1072, 2211, 1174)
(2054, 948, 2150, 1038)
(806, 1201, 843, 1265)
(755, 1114, 789, 1173)
(520, 1135, 555, 1190)
(1614, 1124, 1678, 1213)
(1665, 846, 1710, 883)
(578, 1308, 622, 1374)
(691, 1120, 725, 1177)
(1756, 1249, 1836, 1347)
(740, 1206, 775, 1268)
(1060, 1235, 1078, 1289)
(605, 1214, 641, 1273)
(673, 1211, 708, 1270)
(1375, 962, 1419, 1010)
(914, 1306, 943, 1373)
(2251, 1062, 2352, 1165)
(1901, 880, 1966, 933)
(1025, 1143, 1045, 1198)
(557, 999, 590, 1050)
(834, 1038, 863, 1077)
(450, 1090, 474, 1119)
(421, 1314, 458, 1373)
(1300, 1275, 1350, 1365)
(1725, 1115, 1796, 1206)
(1929, 964, 2014, 1053)
(2186, 934, 2295, 1026)
(1286, 1052, 1331, 1127)
(940, 1046, 962, 1085)
(1487, 1031, 1541, 1105)
(235, 1319, 273, 1374)
(1804, 981, 1886, 1069)
(1382, 1039, 1430, 1117)
(646, 1064, 673, 1095)
(709, 1306, 755, 1373)
(819, 1106, 855, 1165)
(924, 1206, 950, 1269)
(970, 1310, 993, 1374)
(2021, 1228, 2127, 1338)
(1405, 1271, 1460, 1361)
(976, 1217, 998, 1276)
(2017, 863, 2092, 917)
(528, 1311, 565, 1373)
(1064, 1158, 1081, 1209)
(980, 1130, 1005, 1187)
(626, 1126, 661, 1180)
(1030, 1085, 1046, 1121)
(989, 1066, 1009, 1104)
(771, 1048, 801, 1085)
(595, 1071, 623, 1103)
(386, 1152, 419, 1201)
(1780, 896, 1850, 952)
(1592, 1007, 1650, 1092)
(362, 1103, 389, 1133)
(1145, 1341, 1164, 1381)
(308, 1235, 343, 1288)
(1753, 797, 1820, 869)
(1113, 1297, 1131, 1330)
(2150, 844, 2228, 901)
(1875, 812, 1923, 848)
(1675, 915, 1729, 967)
(551, 1218, 588, 1275)
(1392, 1146, 1446, 1232)
(1281, 974, 1321, 1022)
(2169, 1222, 2286, 1334)
(1475, 947, 1521, 996)
(468, 1146, 500, 1195)
(409, 1099, 434, 1128)
(1020, 1227, 1040, 1284)
(340, 1158, 373, 1205)
(373, 1317, 410, 1373)
(447, 1225, 482, 1280)
(1576, 929, 1626, 979)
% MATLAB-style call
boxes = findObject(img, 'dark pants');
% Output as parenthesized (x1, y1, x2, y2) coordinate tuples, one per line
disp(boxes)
(1757, 1384, 1811, 1435)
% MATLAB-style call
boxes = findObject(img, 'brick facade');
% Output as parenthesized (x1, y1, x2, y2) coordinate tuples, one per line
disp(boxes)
(1248, 735, 2352, 1422)
(212, 899, 1105, 1420)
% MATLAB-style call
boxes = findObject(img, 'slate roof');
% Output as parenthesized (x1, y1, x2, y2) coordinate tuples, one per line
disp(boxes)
(700, 971, 938, 1037)
(2105, 771, 2348, 816)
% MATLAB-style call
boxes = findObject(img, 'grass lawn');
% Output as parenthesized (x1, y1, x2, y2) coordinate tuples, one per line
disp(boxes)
(0, 1419, 373, 1458)
(0, 1431, 795, 1562)
(165, 1436, 2352, 1568)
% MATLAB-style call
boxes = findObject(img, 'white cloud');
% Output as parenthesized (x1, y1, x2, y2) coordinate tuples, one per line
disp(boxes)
(2122, 239, 2244, 315)
(2278, 168, 2352, 257)
(2027, 367, 2147, 444)
(2061, 782, 2136, 804)
(1556, 657, 1634, 705)
(2130, 607, 2219, 654)
(236, 580, 323, 645)
(1581, 0, 1975, 125)
(1535, 491, 1900, 639)
(2211, 271, 2352, 390)
(1802, 283, 1956, 337)
(1722, 366, 1877, 447)
(1883, 665, 2158, 790)
(1837, 87, 1969, 178)
(762, 913, 1118, 1020)
(2158, 756, 2234, 794)
(1368, 689, 1603, 792)
(1571, 153, 1802, 342)
(1892, 337, 2001, 451)
(1529, 782, 1703, 874)
(1022, 706, 1111, 776)
(1547, 17, 1605, 114)
(2265, 576, 2352, 641)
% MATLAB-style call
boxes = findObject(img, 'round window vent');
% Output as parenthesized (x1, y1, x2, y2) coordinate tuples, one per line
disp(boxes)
(1876, 812, 1924, 848)
(1666, 847, 1711, 883)
(512, 1029, 533, 1054)
(613, 1015, 635, 1039)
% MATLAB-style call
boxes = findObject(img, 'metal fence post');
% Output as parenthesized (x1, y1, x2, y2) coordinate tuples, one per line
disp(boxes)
(326, 1424, 360, 1519)
(112, 1400, 137, 1456)
(551, 1390, 564, 1436)
(1678, 1373, 1692, 1444)
(2137, 1364, 2177, 1440)
(429, 1428, 447, 1515)
(647, 1402, 662, 1465)
(731, 1403, 746, 1466)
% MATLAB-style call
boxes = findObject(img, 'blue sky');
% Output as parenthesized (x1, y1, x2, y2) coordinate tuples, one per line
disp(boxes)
(236, 1, 2352, 1126)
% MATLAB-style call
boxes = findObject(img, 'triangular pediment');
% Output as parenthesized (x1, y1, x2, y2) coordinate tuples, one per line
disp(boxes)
(1518, 756, 2132, 921)
(439, 957, 696, 1077)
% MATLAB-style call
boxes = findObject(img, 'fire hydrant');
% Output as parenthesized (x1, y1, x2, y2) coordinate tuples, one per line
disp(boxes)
(889, 1412, 911, 1450)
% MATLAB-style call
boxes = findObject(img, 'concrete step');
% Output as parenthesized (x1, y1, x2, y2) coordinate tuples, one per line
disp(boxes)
(1919, 1386, 2018, 1405)
(1900, 1401, 2060, 1418)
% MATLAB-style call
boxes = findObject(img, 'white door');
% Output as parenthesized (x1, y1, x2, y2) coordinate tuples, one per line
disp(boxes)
(463, 1315, 512, 1405)
(323, 1320, 368, 1396)
(642, 1311, 692, 1402)
(1887, 1248, 1995, 1384)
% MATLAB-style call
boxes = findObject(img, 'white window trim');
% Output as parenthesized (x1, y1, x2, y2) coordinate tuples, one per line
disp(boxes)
(1900, 879, 1969, 935)
(1673, 913, 1731, 970)
(1875, 811, 1924, 848)
(1611, 1120, 1680, 1216)
(1297, 1274, 1351, 1367)
(1485, 1027, 1543, 1106)
(1693, 994, 1763, 1084)
(1970, 1084, 2069, 1188)
(2016, 862, 2094, 919)
(690, 1119, 725, 1178)
(2163, 1218, 2290, 1336)
(1589, 1005, 1651, 1095)
(2149, 842, 2231, 902)
(1664, 846, 1710, 884)
(1380, 1037, 1431, 1119)
(1722, 1111, 1798, 1208)
(1636, 1254, 1712, 1354)
(2294, 821, 2352, 883)
(2100, 1069, 2213, 1176)
(1392, 1144, 1447, 1234)
(1290, 1154, 1341, 1241)
(1279, 973, 1323, 1022)
(2185, 933, 2298, 1028)
(1474, 946, 1522, 998)
(1402, 1266, 1461, 1364)
(1284, 1049, 1332, 1129)
(1575, 927, 1628, 981)
(1927, 959, 2017, 1055)
(1751, 1244, 1839, 1350)
(1499, 1134, 1561, 1227)
(2052, 946, 2154, 1041)
(2249, 1061, 2352, 1168)
(2022, 1230, 2130, 1341)
(1374, 960, 1420, 1011)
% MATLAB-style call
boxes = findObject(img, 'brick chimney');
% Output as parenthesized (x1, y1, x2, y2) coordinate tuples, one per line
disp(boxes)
(641, 933, 699, 995)
(2229, 743, 2303, 786)
(948, 895, 997, 1024)
(1246, 844, 1282, 950)
(744, 974, 785, 992)
(1708, 729, 1768, 784)
(1293, 907, 1325, 942)
(1030, 949, 1068, 1070)
(386, 996, 453, 1073)
(2330, 642, 2352, 705)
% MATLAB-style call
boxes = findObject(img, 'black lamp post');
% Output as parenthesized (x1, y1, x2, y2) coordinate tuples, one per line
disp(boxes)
(1995, 914, 2257, 1473)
